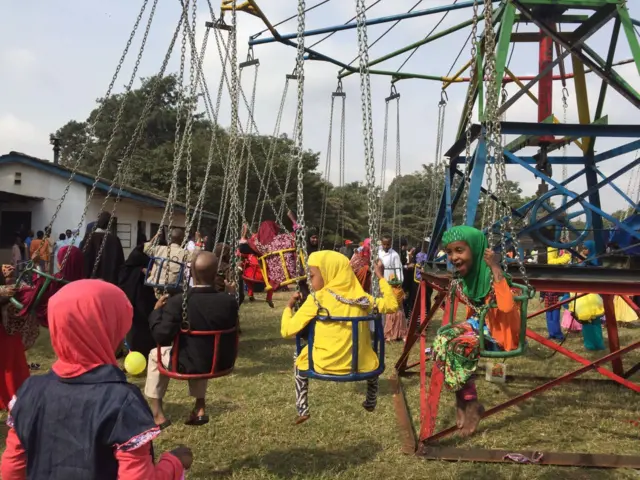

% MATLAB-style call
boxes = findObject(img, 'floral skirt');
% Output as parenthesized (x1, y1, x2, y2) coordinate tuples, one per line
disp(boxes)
(432, 318, 501, 391)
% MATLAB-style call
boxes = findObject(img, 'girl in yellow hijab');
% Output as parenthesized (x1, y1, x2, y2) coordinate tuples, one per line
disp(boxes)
(281, 250, 399, 424)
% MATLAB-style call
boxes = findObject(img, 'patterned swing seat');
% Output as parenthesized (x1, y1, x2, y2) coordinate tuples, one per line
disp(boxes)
(258, 248, 307, 291)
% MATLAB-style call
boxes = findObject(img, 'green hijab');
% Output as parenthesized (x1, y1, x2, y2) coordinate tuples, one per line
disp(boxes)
(442, 226, 492, 304)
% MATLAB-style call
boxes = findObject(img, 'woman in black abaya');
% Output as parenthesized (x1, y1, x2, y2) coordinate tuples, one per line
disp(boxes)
(118, 245, 157, 358)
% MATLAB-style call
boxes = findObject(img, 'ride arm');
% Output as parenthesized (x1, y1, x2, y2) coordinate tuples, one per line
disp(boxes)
(148, 295, 183, 346)
(547, 247, 571, 265)
(374, 278, 400, 314)
(280, 296, 316, 339)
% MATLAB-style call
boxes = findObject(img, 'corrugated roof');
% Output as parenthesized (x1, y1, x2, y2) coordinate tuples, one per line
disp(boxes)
(0, 151, 216, 220)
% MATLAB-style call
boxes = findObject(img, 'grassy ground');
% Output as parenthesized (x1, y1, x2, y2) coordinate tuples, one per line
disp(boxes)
(2, 292, 640, 479)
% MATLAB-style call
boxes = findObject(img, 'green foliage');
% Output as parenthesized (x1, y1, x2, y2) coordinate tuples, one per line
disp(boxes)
(52, 73, 532, 243)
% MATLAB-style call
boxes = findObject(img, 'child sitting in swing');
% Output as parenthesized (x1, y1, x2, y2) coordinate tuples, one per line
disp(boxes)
(432, 226, 520, 437)
(239, 211, 299, 308)
(281, 251, 398, 424)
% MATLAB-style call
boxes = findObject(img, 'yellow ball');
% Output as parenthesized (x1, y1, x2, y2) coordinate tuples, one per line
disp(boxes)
(124, 351, 147, 376)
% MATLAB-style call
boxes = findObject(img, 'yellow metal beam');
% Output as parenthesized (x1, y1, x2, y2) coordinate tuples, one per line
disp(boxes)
(571, 54, 592, 152)
(221, 0, 258, 17)
(442, 58, 473, 90)
(504, 66, 538, 105)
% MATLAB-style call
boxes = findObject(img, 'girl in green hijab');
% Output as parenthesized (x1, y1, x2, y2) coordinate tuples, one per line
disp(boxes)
(432, 225, 520, 437)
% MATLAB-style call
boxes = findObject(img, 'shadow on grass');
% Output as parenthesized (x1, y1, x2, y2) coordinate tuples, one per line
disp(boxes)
(162, 398, 239, 424)
(209, 440, 383, 479)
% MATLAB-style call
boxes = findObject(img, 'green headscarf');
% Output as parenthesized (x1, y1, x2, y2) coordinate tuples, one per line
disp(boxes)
(441, 225, 492, 304)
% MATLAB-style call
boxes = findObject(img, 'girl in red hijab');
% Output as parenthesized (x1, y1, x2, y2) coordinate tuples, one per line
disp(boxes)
(239, 214, 299, 308)
(350, 238, 372, 292)
(1, 280, 192, 480)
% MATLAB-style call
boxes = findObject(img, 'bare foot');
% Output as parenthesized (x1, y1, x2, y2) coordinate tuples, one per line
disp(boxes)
(154, 415, 168, 426)
(455, 396, 465, 429)
(460, 400, 485, 437)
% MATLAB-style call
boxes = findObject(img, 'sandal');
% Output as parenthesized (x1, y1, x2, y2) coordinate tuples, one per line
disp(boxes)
(185, 414, 209, 426)
(158, 419, 172, 430)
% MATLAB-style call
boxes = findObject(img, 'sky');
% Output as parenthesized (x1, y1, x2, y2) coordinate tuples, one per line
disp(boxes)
(1, 0, 639, 219)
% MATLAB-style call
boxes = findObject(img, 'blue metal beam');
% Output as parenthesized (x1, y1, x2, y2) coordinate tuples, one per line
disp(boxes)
(465, 139, 485, 225)
(500, 121, 640, 138)
(632, 17, 640, 28)
(455, 155, 588, 165)
(594, 138, 640, 163)
(249, 0, 501, 45)
(595, 168, 639, 212)
(505, 150, 640, 242)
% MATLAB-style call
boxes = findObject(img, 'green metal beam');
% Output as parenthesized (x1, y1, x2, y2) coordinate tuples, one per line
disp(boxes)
(494, 1, 516, 100)
(616, 4, 640, 77)
(338, 17, 478, 79)
(580, 42, 640, 101)
(517, 0, 617, 7)
(593, 19, 620, 132)
(515, 14, 589, 23)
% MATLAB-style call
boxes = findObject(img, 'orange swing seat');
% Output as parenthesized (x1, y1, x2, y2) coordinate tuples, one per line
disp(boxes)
(157, 326, 239, 380)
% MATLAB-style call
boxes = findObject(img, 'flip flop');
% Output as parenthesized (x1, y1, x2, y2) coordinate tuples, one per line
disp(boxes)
(158, 420, 172, 430)
(185, 414, 209, 426)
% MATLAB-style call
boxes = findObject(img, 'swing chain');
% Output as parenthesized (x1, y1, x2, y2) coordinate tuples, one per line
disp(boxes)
(461, 0, 479, 224)
(561, 87, 569, 243)
(91, 0, 184, 278)
(391, 93, 402, 248)
(339, 91, 346, 242)
(49, 0, 151, 255)
(76, 0, 158, 268)
(319, 93, 336, 248)
(356, 0, 379, 296)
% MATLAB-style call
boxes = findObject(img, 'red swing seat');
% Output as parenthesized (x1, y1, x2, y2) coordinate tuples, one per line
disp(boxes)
(157, 326, 239, 380)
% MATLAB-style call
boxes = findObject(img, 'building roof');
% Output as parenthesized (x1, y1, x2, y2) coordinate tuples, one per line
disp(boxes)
(0, 151, 216, 220)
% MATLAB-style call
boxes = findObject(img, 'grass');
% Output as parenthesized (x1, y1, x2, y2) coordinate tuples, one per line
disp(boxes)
(2, 292, 640, 479)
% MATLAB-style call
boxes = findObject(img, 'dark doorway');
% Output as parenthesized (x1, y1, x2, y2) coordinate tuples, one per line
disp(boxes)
(0, 211, 31, 248)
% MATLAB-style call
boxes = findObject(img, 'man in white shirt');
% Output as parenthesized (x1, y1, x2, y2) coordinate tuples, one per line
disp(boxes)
(378, 235, 403, 282)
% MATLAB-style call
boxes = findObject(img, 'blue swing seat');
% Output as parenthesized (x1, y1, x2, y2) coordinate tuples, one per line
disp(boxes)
(144, 256, 186, 289)
(295, 314, 385, 382)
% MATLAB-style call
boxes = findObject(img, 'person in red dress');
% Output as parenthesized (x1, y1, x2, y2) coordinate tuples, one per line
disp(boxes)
(0, 282, 29, 411)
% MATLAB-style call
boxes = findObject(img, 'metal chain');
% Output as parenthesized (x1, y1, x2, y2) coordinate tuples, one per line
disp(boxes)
(356, 0, 379, 297)
(319, 93, 336, 248)
(90, 1, 184, 277)
(424, 91, 447, 241)
(338, 91, 347, 242)
(43, 0, 151, 257)
(560, 87, 570, 243)
(391, 95, 402, 247)
(69, 0, 157, 270)
(240, 60, 260, 226)
(461, 0, 479, 224)
(183, 0, 198, 227)
(277, 112, 299, 222)
(378, 98, 390, 242)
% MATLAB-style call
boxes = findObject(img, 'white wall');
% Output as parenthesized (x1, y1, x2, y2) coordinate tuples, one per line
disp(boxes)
(0, 163, 87, 236)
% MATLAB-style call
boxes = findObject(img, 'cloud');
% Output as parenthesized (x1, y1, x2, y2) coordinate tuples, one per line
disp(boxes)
(0, 114, 45, 157)
(0, 47, 37, 75)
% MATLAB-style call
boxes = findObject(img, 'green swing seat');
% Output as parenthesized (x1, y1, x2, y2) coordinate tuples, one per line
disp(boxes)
(448, 281, 535, 358)
(9, 266, 69, 315)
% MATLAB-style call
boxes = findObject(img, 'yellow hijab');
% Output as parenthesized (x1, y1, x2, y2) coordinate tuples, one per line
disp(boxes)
(307, 250, 372, 315)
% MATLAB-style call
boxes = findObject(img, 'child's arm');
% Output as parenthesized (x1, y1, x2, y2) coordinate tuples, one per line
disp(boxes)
(115, 444, 186, 480)
(1, 428, 26, 480)
(547, 247, 571, 265)
(372, 260, 400, 314)
(484, 249, 515, 313)
(281, 294, 316, 338)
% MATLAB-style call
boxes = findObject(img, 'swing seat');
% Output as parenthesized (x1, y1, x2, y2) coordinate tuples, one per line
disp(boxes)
(242, 259, 265, 284)
(157, 326, 239, 380)
(451, 281, 535, 358)
(258, 248, 306, 291)
(144, 256, 186, 289)
(9, 267, 68, 314)
(295, 314, 385, 382)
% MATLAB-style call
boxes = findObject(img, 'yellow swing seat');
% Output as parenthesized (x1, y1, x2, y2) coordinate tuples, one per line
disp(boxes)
(258, 248, 307, 291)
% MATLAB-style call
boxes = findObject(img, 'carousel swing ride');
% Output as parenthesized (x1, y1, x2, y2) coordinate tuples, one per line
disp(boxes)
(237, 0, 640, 469)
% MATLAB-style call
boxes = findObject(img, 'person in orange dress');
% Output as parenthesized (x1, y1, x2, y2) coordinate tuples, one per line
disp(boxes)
(432, 226, 521, 437)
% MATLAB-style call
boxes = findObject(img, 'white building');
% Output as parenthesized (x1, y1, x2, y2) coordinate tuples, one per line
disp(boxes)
(0, 151, 216, 263)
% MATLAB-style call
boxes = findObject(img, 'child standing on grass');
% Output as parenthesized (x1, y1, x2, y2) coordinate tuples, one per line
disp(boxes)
(281, 251, 398, 424)
(1, 280, 192, 479)
(432, 226, 521, 437)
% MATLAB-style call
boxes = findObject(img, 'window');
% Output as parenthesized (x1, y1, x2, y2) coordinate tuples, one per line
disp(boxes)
(14, 172, 21, 185)
(117, 223, 132, 249)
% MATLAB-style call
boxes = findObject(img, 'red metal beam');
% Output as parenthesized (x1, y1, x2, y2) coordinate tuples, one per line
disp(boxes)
(423, 341, 640, 443)
(538, 25, 554, 142)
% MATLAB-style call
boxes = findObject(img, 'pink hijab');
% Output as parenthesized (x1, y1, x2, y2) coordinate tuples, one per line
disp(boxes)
(49, 279, 132, 378)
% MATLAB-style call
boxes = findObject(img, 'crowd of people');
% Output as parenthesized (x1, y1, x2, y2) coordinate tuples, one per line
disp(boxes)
(1, 210, 638, 477)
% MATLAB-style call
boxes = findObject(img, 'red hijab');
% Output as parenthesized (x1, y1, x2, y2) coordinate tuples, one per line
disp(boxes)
(361, 238, 371, 261)
(249, 220, 279, 251)
(18, 245, 85, 323)
(49, 279, 133, 378)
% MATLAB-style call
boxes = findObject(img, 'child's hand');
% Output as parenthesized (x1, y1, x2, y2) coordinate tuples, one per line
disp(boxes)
(170, 446, 193, 470)
(483, 249, 500, 268)
(287, 292, 301, 309)
(373, 259, 384, 279)
(2, 264, 15, 279)
(0, 285, 16, 297)
(154, 294, 169, 310)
